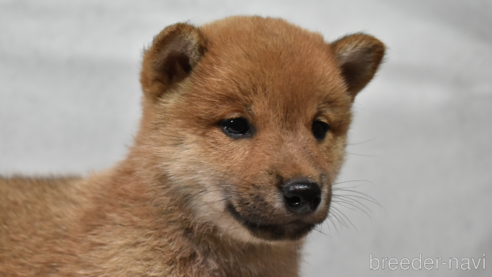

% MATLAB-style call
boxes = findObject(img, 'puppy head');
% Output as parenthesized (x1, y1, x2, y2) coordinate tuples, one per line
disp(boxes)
(138, 16, 385, 242)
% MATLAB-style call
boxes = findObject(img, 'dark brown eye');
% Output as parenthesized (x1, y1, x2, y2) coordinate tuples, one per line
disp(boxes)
(220, 117, 253, 138)
(312, 120, 330, 141)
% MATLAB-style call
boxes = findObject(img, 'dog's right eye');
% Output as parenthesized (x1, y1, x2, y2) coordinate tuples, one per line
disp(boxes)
(220, 117, 253, 138)
(312, 120, 330, 141)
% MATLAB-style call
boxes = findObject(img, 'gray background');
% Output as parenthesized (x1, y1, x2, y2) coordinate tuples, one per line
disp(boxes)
(1, 0, 491, 276)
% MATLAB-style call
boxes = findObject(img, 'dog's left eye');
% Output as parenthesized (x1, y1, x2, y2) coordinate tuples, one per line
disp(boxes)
(220, 117, 253, 138)
(312, 120, 330, 141)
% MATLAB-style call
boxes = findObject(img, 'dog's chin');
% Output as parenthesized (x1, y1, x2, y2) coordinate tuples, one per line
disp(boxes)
(226, 203, 316, 241)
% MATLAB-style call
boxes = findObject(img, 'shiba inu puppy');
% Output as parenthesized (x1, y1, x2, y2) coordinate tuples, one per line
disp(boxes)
(0, 16, 385, 277)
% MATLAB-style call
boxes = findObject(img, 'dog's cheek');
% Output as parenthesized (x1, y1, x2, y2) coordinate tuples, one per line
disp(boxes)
(313, 123, 348, 177)
(154, 134, 219, 207)
(171, 135, 245, 212)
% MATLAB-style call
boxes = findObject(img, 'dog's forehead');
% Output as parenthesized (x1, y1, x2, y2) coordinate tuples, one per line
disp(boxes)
(191, 17, 349, 117)
(200, 17, 337, 77)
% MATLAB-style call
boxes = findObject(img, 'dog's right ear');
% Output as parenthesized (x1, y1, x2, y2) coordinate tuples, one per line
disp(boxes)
(331, 34, 385, 101)
(140, 23, 207, 101)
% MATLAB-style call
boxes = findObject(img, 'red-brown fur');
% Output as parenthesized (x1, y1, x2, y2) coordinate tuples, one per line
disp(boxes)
(0, 16, 385, 276)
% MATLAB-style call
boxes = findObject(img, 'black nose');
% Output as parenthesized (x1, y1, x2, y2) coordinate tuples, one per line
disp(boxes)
(282, 181, 322, 214)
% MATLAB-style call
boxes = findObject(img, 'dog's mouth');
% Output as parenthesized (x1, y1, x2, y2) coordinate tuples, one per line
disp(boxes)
(226, 202, 316, 241)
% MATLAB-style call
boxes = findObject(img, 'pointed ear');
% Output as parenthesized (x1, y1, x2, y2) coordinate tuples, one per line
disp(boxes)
(331, 33, 385, 100)
(140, 23, 207, 101)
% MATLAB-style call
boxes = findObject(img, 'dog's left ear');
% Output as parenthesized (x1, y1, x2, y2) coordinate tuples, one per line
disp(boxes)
(331, 34, 385, 100)
(140, 23, 207, 102)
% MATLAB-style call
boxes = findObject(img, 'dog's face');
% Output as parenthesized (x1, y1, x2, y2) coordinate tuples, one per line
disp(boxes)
(138, 17, 384, 242)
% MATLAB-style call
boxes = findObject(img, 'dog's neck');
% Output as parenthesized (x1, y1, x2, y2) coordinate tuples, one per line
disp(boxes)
(84, 155, 302, 277)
